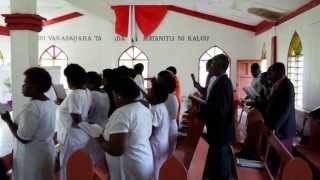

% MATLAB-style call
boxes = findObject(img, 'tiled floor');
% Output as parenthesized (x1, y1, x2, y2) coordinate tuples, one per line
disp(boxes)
(0, 118, 13, 156)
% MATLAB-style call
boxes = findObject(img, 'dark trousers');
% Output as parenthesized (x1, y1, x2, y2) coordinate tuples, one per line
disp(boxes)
(203, 145, 233, 180)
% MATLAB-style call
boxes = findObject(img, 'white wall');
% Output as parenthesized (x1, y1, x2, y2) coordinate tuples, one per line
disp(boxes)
(0, 10, 257, 108)
(36, 11, 256, 99)
(254, 5, 320, 111)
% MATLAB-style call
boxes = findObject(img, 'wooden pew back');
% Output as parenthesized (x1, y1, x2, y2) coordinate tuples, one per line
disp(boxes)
(67, 149, 94, 180)
(234, 113, 313, 180)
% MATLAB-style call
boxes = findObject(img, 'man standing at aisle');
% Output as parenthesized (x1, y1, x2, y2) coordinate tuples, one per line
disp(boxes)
(198, 54, 235, 180)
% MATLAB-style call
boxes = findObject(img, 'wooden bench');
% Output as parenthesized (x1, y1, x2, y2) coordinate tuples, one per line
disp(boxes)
(0, 152, 12, 179)
(233, 121, 313, 180)
(296, 120, 320, 177)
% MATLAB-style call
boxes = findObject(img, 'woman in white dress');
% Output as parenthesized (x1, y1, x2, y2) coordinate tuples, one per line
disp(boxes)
(158, 71, 179, 157)
(97, 77, 154, 180)
(148, 79, 171, 180)
(1, 67, 56, 180)
(56, 64, 92, 180)
(86, 71, 110, 164)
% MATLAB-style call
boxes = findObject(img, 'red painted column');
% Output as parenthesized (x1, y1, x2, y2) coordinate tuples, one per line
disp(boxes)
(271, 36, 277, 64)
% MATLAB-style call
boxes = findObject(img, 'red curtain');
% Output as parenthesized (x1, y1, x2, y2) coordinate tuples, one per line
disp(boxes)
(112, 5, 168, 38)
(112, 6, 129, 37)
(135, 5, 168, 38)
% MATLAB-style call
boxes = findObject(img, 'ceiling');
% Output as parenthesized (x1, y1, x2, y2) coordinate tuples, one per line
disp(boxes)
(0, 0, 313, 27)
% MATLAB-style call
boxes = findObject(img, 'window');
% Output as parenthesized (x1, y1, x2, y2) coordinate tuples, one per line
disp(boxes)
(39, 45, 68, 88)
(287, 32, 303, 108)
(118, 46, 149, 87)
(199, 46, 230, 87)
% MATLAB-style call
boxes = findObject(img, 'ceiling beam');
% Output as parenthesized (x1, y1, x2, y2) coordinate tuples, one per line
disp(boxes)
(168, 5, 256, 32)
(255, 0, 320, 35)
(43, 12, 83, 26)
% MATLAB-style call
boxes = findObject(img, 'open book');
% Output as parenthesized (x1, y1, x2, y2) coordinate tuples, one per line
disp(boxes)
(243, 86, 260, 99)
(78, 122, 103, 138)
(236, 158, 264, 169)
(188, 94, 206, 104)
(52, 84, 66, 100)
(0, 103, 11, 115)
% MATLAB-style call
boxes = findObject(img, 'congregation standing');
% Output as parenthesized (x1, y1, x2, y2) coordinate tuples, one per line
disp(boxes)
(0, 52, 297, 180)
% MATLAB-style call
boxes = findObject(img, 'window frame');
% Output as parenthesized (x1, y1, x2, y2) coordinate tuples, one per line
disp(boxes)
(198, 46, 231, 87)
(118, 45, 150, 79)
(287, 32, 304, 108)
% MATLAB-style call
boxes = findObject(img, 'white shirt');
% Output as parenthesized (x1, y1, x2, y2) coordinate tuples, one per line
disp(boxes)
(14, 100, 56, 180)
(134, 74, 146, 100)
(164, 93, 179, 157)
(251, 76, 263, 94)
(56, 89, 92, 143)
(87, 91, 110, 127)
(150, 103, 171, 180)
(164, 93, 179, 121)
(57, 89, 92, 180)
(206, 76, 216, 100)
(103, 102, 154, 180)
(134, 74, 145, 91)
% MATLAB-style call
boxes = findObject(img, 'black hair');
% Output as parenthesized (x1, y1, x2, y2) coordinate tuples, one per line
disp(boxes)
(151, 80, 169, 104)
(24, 67, 52, 93)
(166, 66, 177, 75)
(134, 63, 144, 74)
(251, 63, 260, 70)
(128, 68, 137, 78)
(269, 62, 286, 76)
(64, 64, 87, 86)
(103, 68, 113, 81)
(115, 66, 130, 78)
(87, 71, 102, 87)
(157, 70, 176, 93)
(212, 54, 230, 72)
(112, 77, 140, 100)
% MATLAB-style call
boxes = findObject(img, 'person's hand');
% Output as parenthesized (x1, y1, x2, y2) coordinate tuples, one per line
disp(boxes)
(1, 111, 11, 122)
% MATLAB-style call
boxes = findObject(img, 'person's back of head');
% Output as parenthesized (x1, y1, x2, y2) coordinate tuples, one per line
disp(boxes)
(134, 63, 144, 75)
(158, 70, 176, 93)
(211, 54, 230, 76)
(149, 80, 169, 105)
(64, 64, 87, 88)
(128, 68, 137, 79)
(166, 66, 177, 75)
(251, 63, 261, 78)
(112, 76, 140, 101)
(24, 67, 52, 93)
(102, 68, 113, 86)
(87, 71, 102, 90)
(268, 62, 286, 82)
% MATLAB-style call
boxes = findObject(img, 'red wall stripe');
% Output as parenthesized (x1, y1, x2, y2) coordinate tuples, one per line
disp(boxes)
(277, 0, 320, 25)
(43, 12, 83, 26)
(168, 5, 256, 32)
(255, 21, 275, 35)
(0, 26, 9, 36)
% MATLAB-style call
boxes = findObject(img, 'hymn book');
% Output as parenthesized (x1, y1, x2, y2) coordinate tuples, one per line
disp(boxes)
(0, 103, 11, 115)
(236, 158, 264, 169)
(188, 94, 206, 104)
(52, 84, 67, 100)
(78, 122, 104, 138)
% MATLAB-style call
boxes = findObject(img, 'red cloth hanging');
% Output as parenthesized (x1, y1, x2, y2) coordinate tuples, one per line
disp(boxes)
(112, 6, 129, 37)
(135, 5, 168, 38)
